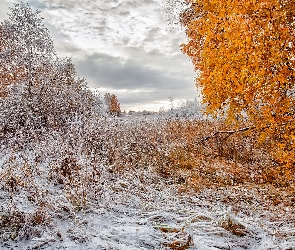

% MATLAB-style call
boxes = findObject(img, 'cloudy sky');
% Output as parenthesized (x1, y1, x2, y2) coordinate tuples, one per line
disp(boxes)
(0, 0, 199, 111)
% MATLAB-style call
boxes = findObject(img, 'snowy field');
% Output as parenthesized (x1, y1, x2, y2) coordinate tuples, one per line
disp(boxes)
(1, 155, 295, 250)
(0, 114, 294, 250)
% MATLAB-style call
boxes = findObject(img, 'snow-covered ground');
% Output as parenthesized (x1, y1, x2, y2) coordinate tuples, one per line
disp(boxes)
(1, 158, 294, 250)
(0, 116, 294, 250)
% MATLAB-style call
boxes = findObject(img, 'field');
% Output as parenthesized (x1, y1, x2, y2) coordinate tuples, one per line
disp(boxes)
(1, 114, 294, 249)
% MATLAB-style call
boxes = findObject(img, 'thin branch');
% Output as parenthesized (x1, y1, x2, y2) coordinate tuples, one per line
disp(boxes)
(199, 121, 293, 143)
(199, 126, 256, 143)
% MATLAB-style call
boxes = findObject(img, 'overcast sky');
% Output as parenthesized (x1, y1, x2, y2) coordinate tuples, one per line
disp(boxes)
(0, 0, 199, 111)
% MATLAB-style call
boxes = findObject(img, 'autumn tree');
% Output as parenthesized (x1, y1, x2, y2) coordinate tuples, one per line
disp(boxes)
(178, 1, 295, 169)
(110, 94, 121, 116)
(110, 94, 121, 115)
(104, 93, 121, 116)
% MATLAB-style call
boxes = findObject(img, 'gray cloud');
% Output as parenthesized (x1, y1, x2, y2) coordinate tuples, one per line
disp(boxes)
(2, 0, 200, 111)
(74, 51, 199, 110)
(76, 53, 179, 90)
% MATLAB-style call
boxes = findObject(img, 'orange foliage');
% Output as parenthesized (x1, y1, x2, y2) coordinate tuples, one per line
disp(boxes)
(180, 0, 295, 170)
(109, 94, 121, 115)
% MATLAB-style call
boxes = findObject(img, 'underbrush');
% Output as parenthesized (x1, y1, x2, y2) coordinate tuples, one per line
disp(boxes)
(164, 119, 294, 189)
(0, 117, 104, 242)
(0, 116, 293, 243)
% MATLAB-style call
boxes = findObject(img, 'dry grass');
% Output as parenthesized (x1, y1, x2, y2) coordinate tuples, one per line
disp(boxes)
(95, 117, 294, 216)
(1, 116, 294, 242)
(163, 119, 293, 188)
(83, 117, 294, 194)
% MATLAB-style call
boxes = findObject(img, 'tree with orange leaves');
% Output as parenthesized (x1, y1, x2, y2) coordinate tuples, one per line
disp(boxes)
(104, 93, 121, 116)
(109, 94, 121, 116)
(178, 0, 295, 169)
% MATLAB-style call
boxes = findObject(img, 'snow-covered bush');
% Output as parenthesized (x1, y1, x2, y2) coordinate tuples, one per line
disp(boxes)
(0, 116, 106, 241)
(0, 3, 103, 137)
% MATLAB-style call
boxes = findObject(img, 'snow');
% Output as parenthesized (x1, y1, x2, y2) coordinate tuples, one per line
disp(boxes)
(1, 149, 294, 250)
(0, 114, 295, 249)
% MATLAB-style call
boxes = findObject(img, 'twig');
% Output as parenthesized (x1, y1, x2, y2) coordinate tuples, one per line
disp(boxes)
(200, 126, 256, 143)
(199, 121, 292, 143)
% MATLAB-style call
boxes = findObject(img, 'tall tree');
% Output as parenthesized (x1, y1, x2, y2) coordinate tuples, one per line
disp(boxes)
(179, 1, 295, 168)
(109, 94, 121, 116)
(1, 2, 55, 95)
(104, 93, 121, 116)
(0, 3, 102, 132)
